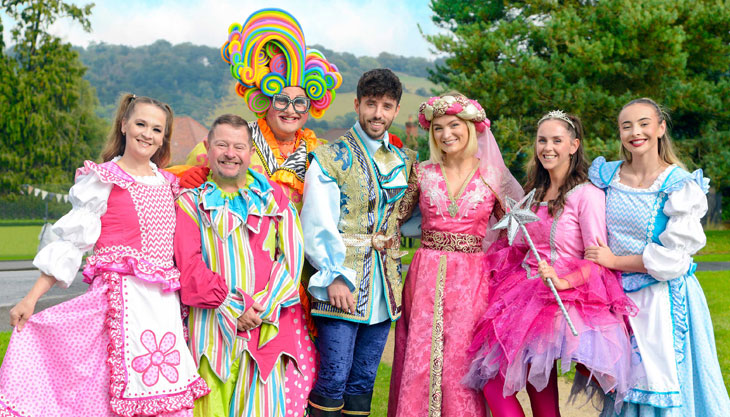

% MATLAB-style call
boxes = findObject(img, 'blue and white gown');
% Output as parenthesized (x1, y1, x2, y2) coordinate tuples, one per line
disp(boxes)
(589, 157, 729, 416)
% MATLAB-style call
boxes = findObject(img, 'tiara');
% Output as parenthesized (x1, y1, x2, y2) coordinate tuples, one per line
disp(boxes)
(538, 110, 575, 130)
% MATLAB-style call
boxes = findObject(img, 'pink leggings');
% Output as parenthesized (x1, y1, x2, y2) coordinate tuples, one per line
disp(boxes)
(481, 366, 561, 417)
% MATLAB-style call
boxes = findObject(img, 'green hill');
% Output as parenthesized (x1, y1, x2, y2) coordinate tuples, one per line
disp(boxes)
(77, 41, 442, 124)
(208, 71, 435, 131)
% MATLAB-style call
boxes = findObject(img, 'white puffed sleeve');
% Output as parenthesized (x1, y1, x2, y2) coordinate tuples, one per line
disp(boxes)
(301, 159, 358, 301)
(32, 171, 112, 288)
(643, 180, 707, 281)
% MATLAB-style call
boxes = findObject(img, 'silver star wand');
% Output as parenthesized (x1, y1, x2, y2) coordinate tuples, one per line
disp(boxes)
(492, 189, 578, 336)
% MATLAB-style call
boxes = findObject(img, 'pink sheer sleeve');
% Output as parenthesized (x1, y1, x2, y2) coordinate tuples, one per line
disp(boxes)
(577, 184, 608, 249)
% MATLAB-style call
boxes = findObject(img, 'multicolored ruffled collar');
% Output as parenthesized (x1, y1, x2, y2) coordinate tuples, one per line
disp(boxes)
(196, 169, 279, 239)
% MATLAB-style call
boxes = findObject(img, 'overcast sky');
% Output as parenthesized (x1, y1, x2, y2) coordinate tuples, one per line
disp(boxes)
(2, 0, 447, 59)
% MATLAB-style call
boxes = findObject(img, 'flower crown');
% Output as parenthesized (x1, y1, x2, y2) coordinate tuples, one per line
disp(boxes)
(418, 95, 490, 133)
(538, 110, 575, 130)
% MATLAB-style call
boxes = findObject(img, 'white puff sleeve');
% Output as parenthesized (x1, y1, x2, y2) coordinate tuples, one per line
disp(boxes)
(643, 180, 707, 281)
(32, 171, 112, 288)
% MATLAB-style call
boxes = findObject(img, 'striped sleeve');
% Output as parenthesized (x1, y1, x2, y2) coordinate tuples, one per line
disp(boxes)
(256, 200, 305, 347)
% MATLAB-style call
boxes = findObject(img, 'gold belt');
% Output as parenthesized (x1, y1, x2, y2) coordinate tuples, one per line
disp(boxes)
(341, 231, 406, 260)
(342, 231, 400, 251)
(421, 230, 483, 254)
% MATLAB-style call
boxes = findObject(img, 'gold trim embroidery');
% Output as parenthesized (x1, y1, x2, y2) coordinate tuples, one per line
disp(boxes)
(422, 230, 483, 253)
(428, 255, 447, 416)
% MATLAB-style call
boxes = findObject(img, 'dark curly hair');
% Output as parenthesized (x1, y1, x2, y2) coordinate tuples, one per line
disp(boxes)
(356, 68, 403, 103)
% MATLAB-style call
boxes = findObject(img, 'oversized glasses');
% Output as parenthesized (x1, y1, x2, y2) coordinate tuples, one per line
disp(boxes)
(271, 94, 311, 114)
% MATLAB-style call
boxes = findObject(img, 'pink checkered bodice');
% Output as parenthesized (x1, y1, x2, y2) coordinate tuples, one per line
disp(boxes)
(94, 182, 176, 267)
(79, 160, 182, 290)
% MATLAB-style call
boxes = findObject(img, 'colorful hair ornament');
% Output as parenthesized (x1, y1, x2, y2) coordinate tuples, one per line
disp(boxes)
(418, 95, 490, 133)
(221, 8, 342, 118)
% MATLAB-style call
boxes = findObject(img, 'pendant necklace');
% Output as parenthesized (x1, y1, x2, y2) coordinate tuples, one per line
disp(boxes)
(442, 164, 479, 218)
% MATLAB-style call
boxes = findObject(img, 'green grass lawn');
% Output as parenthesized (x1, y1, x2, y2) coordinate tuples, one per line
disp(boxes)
(697, 270, 730, 389)
(0, 225, 42, 260)
(696, 230, 730, 262)
(0, 332, 9, 366)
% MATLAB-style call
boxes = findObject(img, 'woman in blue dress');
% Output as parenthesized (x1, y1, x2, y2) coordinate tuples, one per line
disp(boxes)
(585, 97, 730, 416)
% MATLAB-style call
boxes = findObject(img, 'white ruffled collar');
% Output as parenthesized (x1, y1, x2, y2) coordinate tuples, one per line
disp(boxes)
(112, 155, 165, 184)
(611, 164, 676, 192)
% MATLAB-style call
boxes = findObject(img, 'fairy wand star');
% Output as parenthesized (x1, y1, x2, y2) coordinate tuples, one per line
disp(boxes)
(492, 189, 579, 336)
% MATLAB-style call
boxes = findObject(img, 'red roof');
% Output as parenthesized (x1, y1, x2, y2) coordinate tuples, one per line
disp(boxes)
(170, 117, 208, 165)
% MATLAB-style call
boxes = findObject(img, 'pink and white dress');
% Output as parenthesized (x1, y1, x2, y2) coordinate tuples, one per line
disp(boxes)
(0, 159, 208, 417)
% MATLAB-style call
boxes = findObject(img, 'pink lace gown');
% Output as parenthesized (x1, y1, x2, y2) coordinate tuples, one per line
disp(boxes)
(388, 161, 496, 417)
(464, 183, 637, 405)
(0, 161, 208, 417)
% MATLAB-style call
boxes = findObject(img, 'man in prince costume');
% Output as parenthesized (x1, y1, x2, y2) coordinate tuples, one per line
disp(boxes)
(174, 114, 315, 417)
(302, 68, 417, 416)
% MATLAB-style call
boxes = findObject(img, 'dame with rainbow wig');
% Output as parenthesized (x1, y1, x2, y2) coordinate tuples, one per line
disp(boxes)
(181, 8, 342, 211)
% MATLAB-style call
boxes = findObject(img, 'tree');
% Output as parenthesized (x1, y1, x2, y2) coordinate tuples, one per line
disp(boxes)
(0, 0, 106, 195)
(427, 0, 730, 210)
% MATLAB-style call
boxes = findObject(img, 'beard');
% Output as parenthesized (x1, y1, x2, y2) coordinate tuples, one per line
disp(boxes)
(359, 116, 393, 140)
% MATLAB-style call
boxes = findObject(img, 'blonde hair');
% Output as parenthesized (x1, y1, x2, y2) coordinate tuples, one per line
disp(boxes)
(427, 118, 478, 164)
(619, 98, 685, 170)
(100, 93, 174, 167)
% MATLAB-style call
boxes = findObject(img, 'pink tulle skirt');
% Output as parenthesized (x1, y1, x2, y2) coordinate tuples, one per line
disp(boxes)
(464, 243, 637, 403)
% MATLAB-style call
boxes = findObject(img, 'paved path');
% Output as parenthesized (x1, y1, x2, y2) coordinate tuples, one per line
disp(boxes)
(0, 269, 87, 332)
(696, 262, 730, 271)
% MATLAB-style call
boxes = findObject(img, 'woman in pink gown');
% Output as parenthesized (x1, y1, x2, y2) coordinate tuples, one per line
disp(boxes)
(464, 111, 637, 417)
(388, 94, 522, 417)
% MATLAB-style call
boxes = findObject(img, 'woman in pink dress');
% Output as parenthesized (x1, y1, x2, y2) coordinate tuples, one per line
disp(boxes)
(0, 94, 209, 417)
(464, 111, 637, 417)
(388, 94, 523, 417)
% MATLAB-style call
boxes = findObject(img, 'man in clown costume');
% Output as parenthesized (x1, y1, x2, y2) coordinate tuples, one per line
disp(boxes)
(175, 113, 315, 417)
(173, 9, 342, 417)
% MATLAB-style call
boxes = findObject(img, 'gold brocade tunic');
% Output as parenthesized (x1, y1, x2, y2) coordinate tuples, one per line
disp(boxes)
(307, 128, 417, 322)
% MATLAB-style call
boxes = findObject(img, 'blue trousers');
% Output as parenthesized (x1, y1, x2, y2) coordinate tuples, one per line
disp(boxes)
(311, 316, 391, 399)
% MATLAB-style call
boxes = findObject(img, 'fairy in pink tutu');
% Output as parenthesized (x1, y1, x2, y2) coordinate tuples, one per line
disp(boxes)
(464, 111, 637, 417)
(0, 94, 209, 417)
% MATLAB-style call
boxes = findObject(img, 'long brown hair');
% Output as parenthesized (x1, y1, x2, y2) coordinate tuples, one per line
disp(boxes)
(619, 98, 685, 170)
(100, 93, 174, 167)
(524, 113, 588, 216)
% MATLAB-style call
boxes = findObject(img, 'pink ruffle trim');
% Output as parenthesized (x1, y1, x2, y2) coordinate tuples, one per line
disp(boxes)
(109, 377, 208, 417)
(103, 271, 209, 417)
(77, 160, 134, 189)
(83, 253, 180, 292)
(77, 161, 180, 195)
